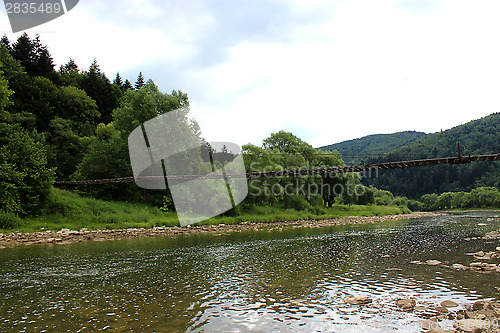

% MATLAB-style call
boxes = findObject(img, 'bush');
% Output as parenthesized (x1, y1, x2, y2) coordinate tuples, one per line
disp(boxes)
(407, 199, 423, 211)
(0, 124, 55, 215)
(310, 205, 327, 215)
(0, 210, 21, 229)
(283, 195, 311, 211)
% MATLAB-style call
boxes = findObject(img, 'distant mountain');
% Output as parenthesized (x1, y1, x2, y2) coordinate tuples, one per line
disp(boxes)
(318, 131, 426, 165)
(359, 112, 500, 198)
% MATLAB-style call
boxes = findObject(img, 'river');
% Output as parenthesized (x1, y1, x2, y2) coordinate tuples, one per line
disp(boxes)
(0, 212, 499, 332)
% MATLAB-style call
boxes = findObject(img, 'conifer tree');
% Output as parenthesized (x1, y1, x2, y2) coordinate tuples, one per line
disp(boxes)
(60, 58, 78, 73)
(135, 72, 145, 91)
(123, 79, 133, 91)
(113, 72, 123, 88)
(11, 33, 56, 80)
(79, 59, 120, 124)
(0, 35, 11, 52)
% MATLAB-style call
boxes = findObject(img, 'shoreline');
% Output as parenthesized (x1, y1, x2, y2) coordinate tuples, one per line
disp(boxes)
(0, 212, 443, 247)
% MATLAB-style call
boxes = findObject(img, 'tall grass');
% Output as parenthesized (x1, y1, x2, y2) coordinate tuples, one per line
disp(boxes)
(1, 188, 409, 233)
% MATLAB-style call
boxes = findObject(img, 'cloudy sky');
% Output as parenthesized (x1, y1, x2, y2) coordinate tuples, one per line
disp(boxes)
(1, 0, 499, 148)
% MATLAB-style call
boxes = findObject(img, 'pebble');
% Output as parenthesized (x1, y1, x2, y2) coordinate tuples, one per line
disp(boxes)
(345, 296, 372, 305)
(0, 212, 444, 247)
(440, 300, 459, 308)
(396, 298, 416, 310)
(425, 260, 442, 266)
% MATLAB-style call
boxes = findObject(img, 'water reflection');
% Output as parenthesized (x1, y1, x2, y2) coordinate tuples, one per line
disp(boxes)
(0, 212, 498, 332)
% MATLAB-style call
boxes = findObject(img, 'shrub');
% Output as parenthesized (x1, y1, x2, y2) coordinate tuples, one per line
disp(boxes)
(0, 124, 55, 215)
(283, 195, 311, 211)
(0, 210, 21, 229)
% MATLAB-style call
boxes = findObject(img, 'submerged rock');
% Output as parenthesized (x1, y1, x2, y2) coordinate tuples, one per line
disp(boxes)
(452, 263, 467, 270)
(345, 296, 372, 305)
(396, 298, 416, 310)
(421, 318, 440, 330)
(441, 300, 459, 308)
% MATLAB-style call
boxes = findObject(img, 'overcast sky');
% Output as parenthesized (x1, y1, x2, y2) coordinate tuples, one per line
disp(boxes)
(1, 0, 499, 148)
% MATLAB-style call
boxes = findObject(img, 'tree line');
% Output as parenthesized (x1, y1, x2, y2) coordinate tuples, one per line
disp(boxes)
(0, 33, 189, 217)
(0, 34, 497, 225)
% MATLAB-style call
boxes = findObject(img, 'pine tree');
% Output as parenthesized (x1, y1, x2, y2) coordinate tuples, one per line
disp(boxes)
(123, 79, 133, 91)
(113, 72, 123, 87)
(60, 58, 78, 74)
(0, 35, 11, 52)
(79, 59, 120, 124)
(135, 72, 145, 91)
(11, 33, 56, 80)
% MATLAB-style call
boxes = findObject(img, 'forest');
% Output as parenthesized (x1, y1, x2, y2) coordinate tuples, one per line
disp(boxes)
(0, 34, 498, 230)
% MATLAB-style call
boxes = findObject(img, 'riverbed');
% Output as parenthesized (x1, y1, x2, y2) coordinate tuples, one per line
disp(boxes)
(0, 211, 499, 332)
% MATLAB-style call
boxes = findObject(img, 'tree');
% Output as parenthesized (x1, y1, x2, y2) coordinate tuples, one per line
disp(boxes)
(113, 80, 190, 135)
(10, 33, 57, 81)
(79, 59, 121, 124)
(135, 72, 145, 91)
(76, 80, 192, 201)
(263, 130, 317, 161)
(0, 60, 13, 121)
(54, 86, 100, 133)
(0, 123, 55, 215)
(46, 117, 84, 179)
(113, 72, 123, 89)
(0, 35, 11, 52)
(59, 58, 82, 87)
(123, 79, 133, 91)
(60, 58, 78, 73)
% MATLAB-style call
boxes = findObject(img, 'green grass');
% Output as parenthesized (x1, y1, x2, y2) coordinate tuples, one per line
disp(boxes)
(201, 204, 407, 225)
(2, 188, 179, 233)
(1, 188, 410, 233)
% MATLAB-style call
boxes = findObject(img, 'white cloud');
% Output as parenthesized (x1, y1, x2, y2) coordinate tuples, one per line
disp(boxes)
(1, 0, 499, 148)
(189, 0, 500, 147)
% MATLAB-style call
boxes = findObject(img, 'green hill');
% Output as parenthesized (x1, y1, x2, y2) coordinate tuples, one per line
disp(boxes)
(318, 131, 426, 165)
(359, 113, 500, 198)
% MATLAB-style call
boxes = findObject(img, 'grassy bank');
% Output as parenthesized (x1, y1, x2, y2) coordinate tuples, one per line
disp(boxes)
(1, 188, 410, 233)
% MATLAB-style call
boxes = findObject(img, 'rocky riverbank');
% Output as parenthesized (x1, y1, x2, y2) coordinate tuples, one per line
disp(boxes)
(343, 296, 500, 332)
(0, 212, 442, 247)
(409, 228, 500, 274)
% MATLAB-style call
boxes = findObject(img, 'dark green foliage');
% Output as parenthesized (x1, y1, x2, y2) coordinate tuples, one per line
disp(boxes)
(358, 113, 500, 198)
(113, 72, 123, 87)
(319, 131, 426, 165)
(73, 123, 136, 201)
(283, 195, 312, 211)
(0, 61, 12, 121)
(79, 59, 121, 124)
(135, 72, 145, 91)
(75, 82, 192, 201)
(46, 118, 84, 179)
(0, 210, 21, 229)
(420, 187, 500, 211)
(0, 123, 55, 215)
(243, 131, 364, 209)
(10, 33, 57, 81)
(54, 86, 100, 132)
(59, 58, 81, 87)
(122, 79, 133, 91)
(0, 35, 11, 52)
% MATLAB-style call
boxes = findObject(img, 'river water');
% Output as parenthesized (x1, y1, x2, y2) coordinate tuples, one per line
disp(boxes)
(0, 212, 499, 332)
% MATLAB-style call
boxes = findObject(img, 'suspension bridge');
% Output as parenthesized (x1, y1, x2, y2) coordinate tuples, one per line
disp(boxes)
(54, 144, 500, 186)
